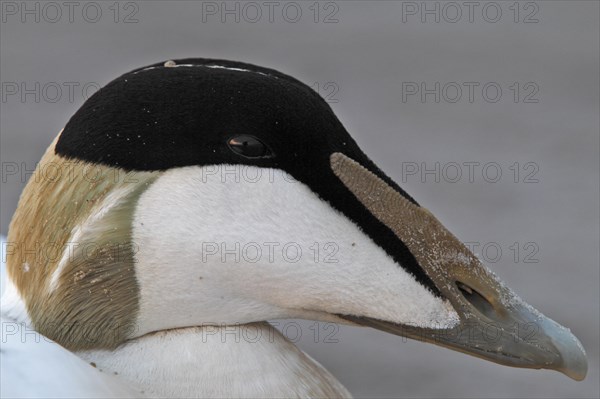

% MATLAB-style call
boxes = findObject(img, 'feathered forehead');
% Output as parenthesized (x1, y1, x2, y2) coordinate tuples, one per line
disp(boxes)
(55, 58, 345, 172)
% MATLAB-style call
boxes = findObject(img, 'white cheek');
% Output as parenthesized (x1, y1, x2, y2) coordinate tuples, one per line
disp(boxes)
(132, 166, 458, 336)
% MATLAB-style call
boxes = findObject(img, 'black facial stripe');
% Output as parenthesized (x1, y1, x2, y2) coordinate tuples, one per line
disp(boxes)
(55, 58, 440, 296)
(291, 163, 442, 298)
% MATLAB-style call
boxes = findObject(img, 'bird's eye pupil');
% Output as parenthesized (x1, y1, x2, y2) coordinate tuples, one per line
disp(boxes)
(228, 135, 272, 158)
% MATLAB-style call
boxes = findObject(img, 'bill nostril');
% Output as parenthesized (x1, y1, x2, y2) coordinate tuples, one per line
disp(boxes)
(456, 281, 497, 319)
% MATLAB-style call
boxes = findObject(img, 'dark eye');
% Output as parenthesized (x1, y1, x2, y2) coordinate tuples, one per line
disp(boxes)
(227, 135, 273, 158)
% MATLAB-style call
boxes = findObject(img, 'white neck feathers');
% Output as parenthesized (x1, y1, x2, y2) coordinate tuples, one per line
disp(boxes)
(77, 322, 351, 398)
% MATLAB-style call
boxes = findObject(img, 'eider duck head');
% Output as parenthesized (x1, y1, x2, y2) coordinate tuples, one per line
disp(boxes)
(4, 58, 587, 381)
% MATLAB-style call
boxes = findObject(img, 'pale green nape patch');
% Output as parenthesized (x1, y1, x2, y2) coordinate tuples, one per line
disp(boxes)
(7, 136, 160, 350)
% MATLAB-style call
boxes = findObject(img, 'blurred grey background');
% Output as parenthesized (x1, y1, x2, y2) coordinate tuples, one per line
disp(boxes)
(1, 1, 598, 397)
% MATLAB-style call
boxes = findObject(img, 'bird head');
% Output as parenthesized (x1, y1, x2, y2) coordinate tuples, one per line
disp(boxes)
(4, 58, 587, 381)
